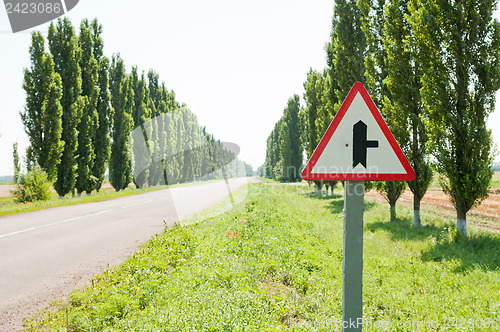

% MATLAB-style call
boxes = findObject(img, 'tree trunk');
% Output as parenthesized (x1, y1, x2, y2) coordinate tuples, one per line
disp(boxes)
(413, 197, 421, 227)
(315, 182, 322, 196)
(456, 198, 467, 236)
(390, 203, 396, 222)
(330, 181, 337, 197)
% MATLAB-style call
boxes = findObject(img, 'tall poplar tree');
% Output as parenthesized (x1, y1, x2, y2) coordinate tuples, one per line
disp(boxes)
(264, 96, 302, 182)
(302, 69, 323, 159)
(302, 70, 321, 190)
(75, 19, 99, 195)
(383, 0, 432, 226)
(109, 54, 133, 191)
(146, 70, 163, 186)
(130, 66, 150, 188)
(91, 19, 113, 192)
(326, 0, 371, 192)
(409, 0, 500, 235)
(302, 70, 333, 193)
(264, 121, 282, 180)
(13, 142, 21, 184)
(359, 0, 406, 221)
(21, 32, 64, 180)
(328, 0, 366, 104)
(49, 18, 82, 197)
(280, 96, 301, 182)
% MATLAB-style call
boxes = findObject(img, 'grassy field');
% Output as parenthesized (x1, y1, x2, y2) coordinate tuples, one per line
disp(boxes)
(25, 184, 500, 331)
(427, 171, 500, 189)
(492, 171, 500, 189)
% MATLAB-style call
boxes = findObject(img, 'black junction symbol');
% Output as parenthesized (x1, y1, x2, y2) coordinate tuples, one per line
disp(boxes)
(352, 120, 378, 168)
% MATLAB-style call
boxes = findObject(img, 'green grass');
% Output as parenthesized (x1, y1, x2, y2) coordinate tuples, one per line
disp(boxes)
(428, 171, 500, 190)
(257, 177, 307, 185)
(0, 185, 166, 218)
(257, 177, 281, 184)
(491, 171, 500, 189)
(25, 184, 500, 331)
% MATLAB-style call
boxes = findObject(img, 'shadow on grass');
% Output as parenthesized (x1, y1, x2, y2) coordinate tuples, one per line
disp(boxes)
(366, 216, 443, 242)
(303, 192, 343, 201)
(421, 233, 500, 272)
(321, 197, 376, 215)
(366, 216, 500, 272)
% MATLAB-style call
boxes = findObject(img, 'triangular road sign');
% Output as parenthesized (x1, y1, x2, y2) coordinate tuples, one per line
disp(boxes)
(302, 82, 415, 181)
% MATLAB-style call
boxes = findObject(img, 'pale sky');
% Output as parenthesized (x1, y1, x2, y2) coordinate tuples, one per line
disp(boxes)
(0, 0, 499, 176)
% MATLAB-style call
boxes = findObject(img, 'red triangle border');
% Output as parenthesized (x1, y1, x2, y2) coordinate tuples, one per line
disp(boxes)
(301, 82, 415, 181)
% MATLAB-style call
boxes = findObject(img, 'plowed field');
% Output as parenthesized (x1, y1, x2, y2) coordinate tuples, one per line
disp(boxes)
(366, 188, 500, 232)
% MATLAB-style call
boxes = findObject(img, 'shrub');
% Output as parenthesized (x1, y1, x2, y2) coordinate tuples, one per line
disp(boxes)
(11, 166, 52, 203)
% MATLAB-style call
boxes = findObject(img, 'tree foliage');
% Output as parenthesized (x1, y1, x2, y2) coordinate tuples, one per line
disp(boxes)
(49, 18, 82, 197)
(109, 54, 133, 191)
(264, 96, 302, 182)
(93, 56, 113, 192)
(13, 142, 21, 184)
(11, 166, 52, 203)
(21, 31, 63, 180)
(409, 0, 500, 235)
(376, 180, 406, 222)
(21, 17, 252, 200)
(75, 19, 99, 195)
(91, 19, 112, 192)
(302, 69, 334, 159)
(382, 0, 432, 227)
(327, 0, 366, 105)
(358, 0, 406, 217)
(301, 69, 337, 194)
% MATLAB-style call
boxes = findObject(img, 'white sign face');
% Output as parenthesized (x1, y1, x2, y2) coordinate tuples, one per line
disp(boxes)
(302, 82, 415, 181)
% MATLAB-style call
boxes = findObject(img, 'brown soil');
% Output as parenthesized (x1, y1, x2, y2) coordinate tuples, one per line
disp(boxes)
(365, 188, 500, 232)
(0, 185, 15, 199)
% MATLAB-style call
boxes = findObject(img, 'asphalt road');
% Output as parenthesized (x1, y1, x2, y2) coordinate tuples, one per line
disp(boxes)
(0, 178, 253, 331)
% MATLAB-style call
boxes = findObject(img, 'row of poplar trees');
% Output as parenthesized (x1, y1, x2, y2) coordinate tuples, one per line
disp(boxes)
(21, 17, 251, 198)
(21, 18, 109, 197)
(265, 0, 500, 236)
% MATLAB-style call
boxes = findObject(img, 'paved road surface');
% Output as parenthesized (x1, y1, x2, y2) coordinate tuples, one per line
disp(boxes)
(0, 178, 253, 331)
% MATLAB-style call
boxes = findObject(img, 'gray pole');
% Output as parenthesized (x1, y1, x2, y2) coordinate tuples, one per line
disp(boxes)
(342, 180, 364, 331)
(221, 166, 235, 206)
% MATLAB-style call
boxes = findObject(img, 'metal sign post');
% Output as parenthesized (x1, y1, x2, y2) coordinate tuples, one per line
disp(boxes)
(342, 181, 364, 331)
(301, 82, 415, 332)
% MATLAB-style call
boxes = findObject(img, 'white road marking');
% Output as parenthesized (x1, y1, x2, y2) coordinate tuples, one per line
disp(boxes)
(120, 200, 153, 209)
(0, 210, 113, 239)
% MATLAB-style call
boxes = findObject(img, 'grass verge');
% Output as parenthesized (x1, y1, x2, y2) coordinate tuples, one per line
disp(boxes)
(0, 185, 166, 218)
(25, 184, 500, 331)
(491, 171, 500, 189)
(1, 178, 247, 219)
